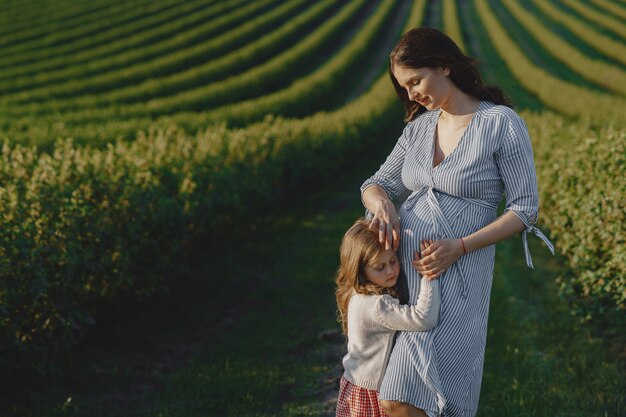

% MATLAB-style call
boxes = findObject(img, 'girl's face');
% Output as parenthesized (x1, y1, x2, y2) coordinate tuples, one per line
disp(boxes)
(392, 65, 452, 110)
(363, 248, 400, 288)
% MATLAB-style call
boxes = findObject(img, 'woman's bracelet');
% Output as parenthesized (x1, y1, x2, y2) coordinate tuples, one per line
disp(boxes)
(460, 237, 468, 254)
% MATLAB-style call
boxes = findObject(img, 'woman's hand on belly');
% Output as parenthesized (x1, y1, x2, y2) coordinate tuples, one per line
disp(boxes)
(412, 238, 464, 280)
(368, 199, 401, 251)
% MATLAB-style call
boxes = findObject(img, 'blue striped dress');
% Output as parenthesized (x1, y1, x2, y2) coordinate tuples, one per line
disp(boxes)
(361, 101, 553, 417)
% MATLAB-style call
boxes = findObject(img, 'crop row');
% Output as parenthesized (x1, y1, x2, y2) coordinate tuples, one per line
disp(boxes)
(491, 0, 602, 89)
(0, 0, 195, 68)
(590, 0, 626, 20)
(559, 0, 626, 39)
(0, 0, 426, 381)
(443, 0, 466, 51)
(194, 0, 401, 128)
(455, 0, 535, 108)
(0, 0, 368, 125)
(475, 0, 626, 127)
(0, 0, 400, 149)
(0, 0, 326, 111)
(0, 0, 250, 87)
(531, 0, 626, 67)
(3, 1, 391, 149)
(0, 0, 133, 42)
(501, 0, 626, 96)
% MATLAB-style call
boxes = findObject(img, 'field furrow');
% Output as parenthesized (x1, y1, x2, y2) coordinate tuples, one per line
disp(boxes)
(0, 0, 131, 40)
(0, 1, 261, 86)
(424, 0, 443, 29)
(1, 0, 369, 124)
(3, 0, 322, 112)
(531, 0, 626, 67)
(559, 0, 626, 39)
(0, 0, 276, 89)
(475, 0, 626, 126)
(457, 0, 542, 110)
(502, 0, 626, 96)
(443, 0, 466, 51)
(488, 0, 603, 90)
(0, 0, 199, 67)
(590, 0, 626, 20)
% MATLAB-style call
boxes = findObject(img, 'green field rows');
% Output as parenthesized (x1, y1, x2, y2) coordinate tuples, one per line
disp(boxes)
(590, 0, 626, 20)
(0, 0, 139, 45)
(560, 0, 626, 38)
(0, 0, 363, 121)
(0, 0, 250, 91)
(531, 0, 626, 66)
(0, 0, 279, 93)
(0, 0, 623, 405)
(0, 0, 332, 108)
(501, 0, 626, 95)
(0, 0, 198, 66)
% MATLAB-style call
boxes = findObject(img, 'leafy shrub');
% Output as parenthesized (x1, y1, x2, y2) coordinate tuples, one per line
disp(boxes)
(526, 111, 625, 320)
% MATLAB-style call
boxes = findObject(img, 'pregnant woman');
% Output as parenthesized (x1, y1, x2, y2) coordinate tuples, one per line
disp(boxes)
(360, 28, 553, 417)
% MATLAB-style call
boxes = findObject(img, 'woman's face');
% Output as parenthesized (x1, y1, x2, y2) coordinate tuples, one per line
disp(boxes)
(363, 248, 400, 288)
(392, 65, 452, 110)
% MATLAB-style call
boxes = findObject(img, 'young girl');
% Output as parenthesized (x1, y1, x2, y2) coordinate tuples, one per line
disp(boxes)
(335, 218, 440, 417)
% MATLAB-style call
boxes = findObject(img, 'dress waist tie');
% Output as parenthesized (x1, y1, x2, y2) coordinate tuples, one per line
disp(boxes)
(425, 187, 477, 299)
(392, 187, 555, 296)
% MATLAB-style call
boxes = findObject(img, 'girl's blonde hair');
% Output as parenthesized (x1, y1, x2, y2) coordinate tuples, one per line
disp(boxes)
(335, 218, 398, 335)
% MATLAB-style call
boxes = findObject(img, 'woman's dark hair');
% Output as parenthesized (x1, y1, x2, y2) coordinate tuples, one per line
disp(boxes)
(389, 27, 512, 122)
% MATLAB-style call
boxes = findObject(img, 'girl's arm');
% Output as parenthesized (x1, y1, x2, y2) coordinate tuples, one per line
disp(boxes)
(374, 278, 440, 331)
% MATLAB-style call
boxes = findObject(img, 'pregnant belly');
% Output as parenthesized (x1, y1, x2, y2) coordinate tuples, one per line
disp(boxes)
(398, 198, 435, 252)
(397, 190, 497, 304)
(399, 190, 496, 244)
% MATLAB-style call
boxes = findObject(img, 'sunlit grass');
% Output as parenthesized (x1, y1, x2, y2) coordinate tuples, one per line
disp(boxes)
(479, 237, 625, 417)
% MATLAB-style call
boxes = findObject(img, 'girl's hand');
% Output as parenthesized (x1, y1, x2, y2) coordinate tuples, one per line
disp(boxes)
(412, 238, 464, 280)
(368, 199, 400, 251)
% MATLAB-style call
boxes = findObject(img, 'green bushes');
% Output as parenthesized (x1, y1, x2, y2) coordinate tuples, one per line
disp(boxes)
(0, 74, 403, 376)
(526, 112, 626, 318)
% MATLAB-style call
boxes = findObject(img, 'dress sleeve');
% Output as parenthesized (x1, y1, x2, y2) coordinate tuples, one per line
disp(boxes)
(360, 122, 414, 204)
(373, 278, 440, 331)
(495, 113, 554, 268)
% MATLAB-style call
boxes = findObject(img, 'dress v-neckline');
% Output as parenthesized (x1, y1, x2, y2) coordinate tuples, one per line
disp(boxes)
(431, 102, 482, 170)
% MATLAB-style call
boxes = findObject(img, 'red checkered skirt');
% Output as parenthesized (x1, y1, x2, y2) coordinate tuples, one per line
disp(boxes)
(336, 376, 389, 417)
